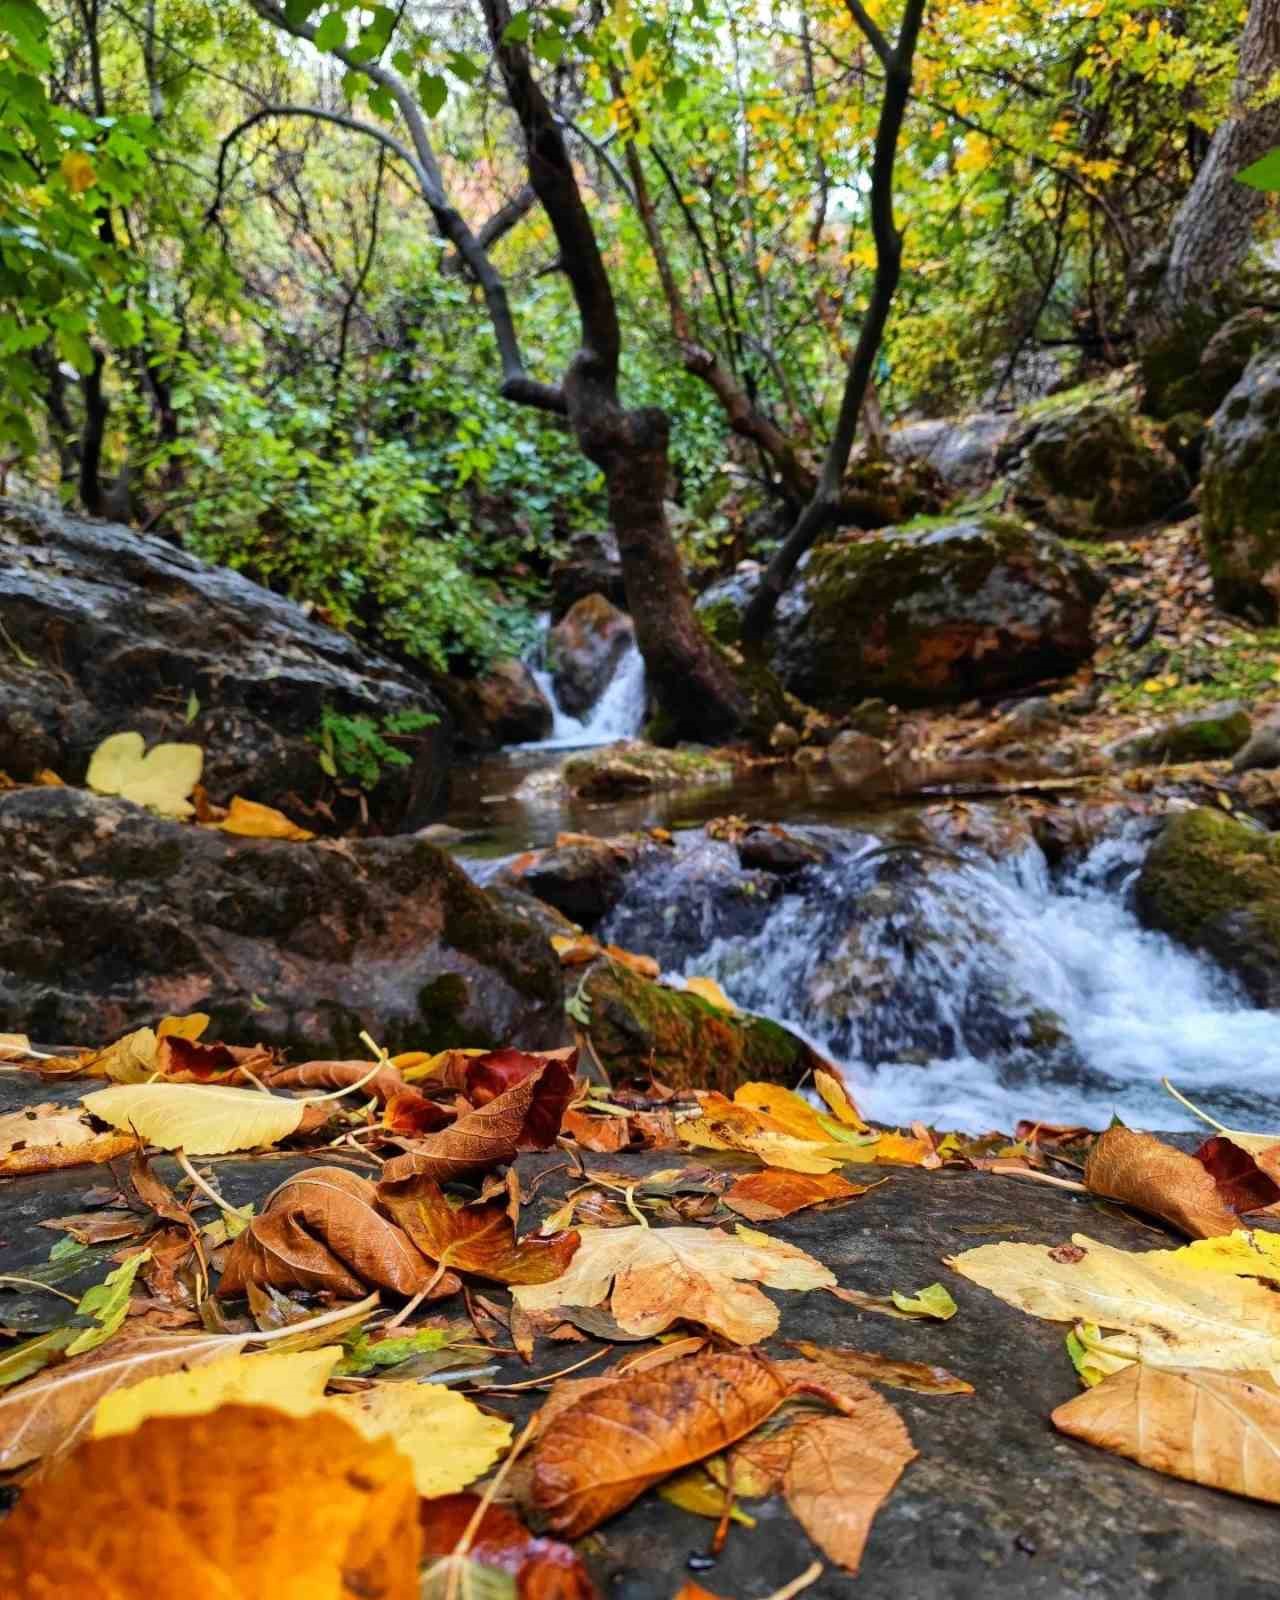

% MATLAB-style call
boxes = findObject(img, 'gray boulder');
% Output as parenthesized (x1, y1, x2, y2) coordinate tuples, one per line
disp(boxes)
(548, 593, 635, 716)
(887, 412, 1014, 493)
(1202, 350, 1280, 620)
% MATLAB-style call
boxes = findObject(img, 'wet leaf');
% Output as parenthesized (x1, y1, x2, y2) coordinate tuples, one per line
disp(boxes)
(217, 795, 315, 840)
(1084, 1127, 1240, 1238)
(378, 1174, 580, 1285)
(722, 1169, 873, 1221)
(419, 1493, 598, 1600)
(531, 1351, 792, 1536)
(0, 1405, 421, 1599)
(783, 1400, 916, 1573)
(66, 1250, 152, 1356)
(890, 1283, 957, 1320)
(784, 1341, 973, 1395)
(85, 731, 203, 819)
(83, 1081, 306, 1154)
(219, 1166, 439, 1299)
(330, 1381, 512, 1496)
(1053, 1365, 1280, 1504)
(513, 1224, 834, 1345)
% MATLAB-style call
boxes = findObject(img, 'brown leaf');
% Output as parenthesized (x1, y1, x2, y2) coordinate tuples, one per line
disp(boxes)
(466, 1047, 578, 1108)
(40, 1210, 148, 1245)
(722, 1170, 874, 1221)
(218, 1167, 438, 1299)
(0, 1103, 137, 1175)
(383, 1089, 454, 1135)
(1194, 1135, 1280, 1214)
(783, 1396, 916, 1572)
(419, 1493, 598, 1600)
(128, 1149, 196, 1232)
(263, 1058, 405, 1104)
(531, 1351, 793, 1537)
(561, 1108, 631, 1153)
(1052, 1365, 1280, 1503)
(784, 1340, 973, 1396)
(377, 1175, 580, 1285)
(0, 1404, 421, 1599)
(1084, 1127, 1239, 1238)
(379, 1059, 574, 1190)
(154, 1034, 273, 1082)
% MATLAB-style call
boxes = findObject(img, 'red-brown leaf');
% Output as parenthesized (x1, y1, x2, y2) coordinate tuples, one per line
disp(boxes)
(377, 1175, 580, 1285)
(420, 1494, 598, 1600)
(383, 1089, 454, 1136)
(466, 1048, 578, 1108)
(561, 1109, 631, 1153)
(154, 1036, 272, 1083)
(1194, 1135, 1280, 1214)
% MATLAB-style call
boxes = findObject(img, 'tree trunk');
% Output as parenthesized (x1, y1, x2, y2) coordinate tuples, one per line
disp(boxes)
(1134, 0, 1280, 413)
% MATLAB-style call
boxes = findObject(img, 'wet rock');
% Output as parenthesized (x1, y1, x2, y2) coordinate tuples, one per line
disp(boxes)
(1109, 702, 1252, 766)
(1202, 350, 1280, 621)
(1233, 715, 1280, 774)
(828, 729, 889, 788)
(548, 594, 635, 717)
(549, 530, 626, 618)
(886, 411, 1014, 493)
(503, 841, 629, 927)
(764, 517, 1103, 709)
(840, 451, 948, 529)
(486, 882, 583, 940)
(0, 499, 449, 829)
(0, 787, 564, 1053)
(1199, 308, 1280, 415)
(561, 740, 735, 799)
(1135, 806, 1280, 1006)
(736, 825, 828, 875)
(455, 659, 552, 747)
(580, 958, 811, 1093)
(1006, 403, 1190, 538)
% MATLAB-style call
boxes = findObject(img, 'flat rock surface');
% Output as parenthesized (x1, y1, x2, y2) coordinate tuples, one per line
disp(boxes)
(1, 1089, 1277, 1597)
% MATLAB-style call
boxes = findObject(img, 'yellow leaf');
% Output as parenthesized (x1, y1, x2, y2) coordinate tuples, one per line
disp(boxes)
(156, 1014, 210, 1042)
(1169, 1230, 1280, 1284)
(60, 150, 96, 192)
(93, 1347, 340, 1438)
(328, 1383, 511, 1498)
(86, 731, 203, 819)
(732, 1083, 829, 1142)
(1065, 1322, 1134, 1387)
(398, 1048, 485, 1083)
(658, 1466, 757, 1526)
(890, 1283, 957, 1320)
(814, 1068, 868, 1131)
(684, 976, 735, 1012)
(217, 796, 315, 841)
(82, 1081, 306, 1154)
(81, 1025, 160, 1084)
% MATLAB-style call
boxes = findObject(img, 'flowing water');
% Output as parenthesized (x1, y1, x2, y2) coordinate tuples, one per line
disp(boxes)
(520, 616, 647, 751)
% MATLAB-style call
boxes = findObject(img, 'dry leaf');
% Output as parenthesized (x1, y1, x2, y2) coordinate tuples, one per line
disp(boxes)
(785, 1341, 973, 1395)
(552, 934, 602, 967)
(1193, 1135, 1280, 1214)
(681, 1094, 846, 1175)
(722, 1170, 873, 1221)
(1084, 1127, 1240, 1238)
(379, 1059, 574, 1190)
(465, 1047, 578, 1107)
(155, 1035, 273, 1083)
(813, 1068, 867, 1131)
(531, 1351, 792, 1536)
(561, 1108, 631, 1153)
(93, 1346, 339, 1438)
(377, 1174, 580, 1285)
(0, 1104, 137, 1175)
(783, 1399, 915, 1573)
(603, 945, 661, 979)
(218, 795, 315, 840)
(1052, 1365, 1280, 1504)
(83, 1081, 305, 1155)
(513, 1224, 835, 1344)
(86, 731, 203, 819)
(684, 976, 736, 1012)
(330, 1382, 512, 1497)
(0, 1404, 421, 1600)
(418, 1493, 598, 1600)
(263, 1058, 404, 1103)
(219, 1167, 439, 1299)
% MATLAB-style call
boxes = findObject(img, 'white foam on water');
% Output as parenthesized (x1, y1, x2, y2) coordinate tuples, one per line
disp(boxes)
(519, 616, 647, 752)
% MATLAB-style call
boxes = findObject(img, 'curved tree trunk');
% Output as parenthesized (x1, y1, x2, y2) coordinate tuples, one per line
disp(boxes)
(1134, 0, 1280, 412)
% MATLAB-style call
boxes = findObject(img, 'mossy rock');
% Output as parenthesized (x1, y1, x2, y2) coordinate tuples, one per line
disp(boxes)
(580, 958, 808, 1093)
(562, 740, 734, 798)
(1109, 702, 1252, 766)
(1202, 351, 1280, 622)
(1135, 807, 1280, 1005)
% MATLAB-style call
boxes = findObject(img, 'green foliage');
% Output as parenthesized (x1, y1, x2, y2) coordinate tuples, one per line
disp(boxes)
(1238, 148, 1280, 192)
(311, 705, 437, 790)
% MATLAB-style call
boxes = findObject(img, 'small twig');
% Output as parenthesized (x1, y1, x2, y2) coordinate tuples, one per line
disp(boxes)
(383, 1259, 450, 1331)
(0, 1275, 78, 1303)
(175, 1150, 249, 1221)
(762, 1562, 824, 1600)
(298, 1059, 386, 1103)
(466, 1345, 613, 1393)
(976, 1162, 1087, 1192)
(1161, 1078, 1230, 1134)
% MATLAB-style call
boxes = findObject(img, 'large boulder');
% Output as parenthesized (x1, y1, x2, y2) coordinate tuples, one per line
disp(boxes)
(1108, 701, 1252, 767)
(549, 531, 626, 619)
(1198, 309, 1280, 416)
(704, 517, 1102, 709)
(887, 412, 1014, 494)
(0, 787, 564, 1053)
(453, 659, 551, 746)
(0, 499, 449, 828)
(548, 594, 635, 717)
(1006, 403, 1190, 538)
(1202, 350, 1280, 621)
(1135, 807, 1280, 1006)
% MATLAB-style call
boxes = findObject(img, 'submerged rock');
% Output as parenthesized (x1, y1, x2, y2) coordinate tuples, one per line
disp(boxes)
(1202, 350, 1280, 621)
(0, 787, 564, 1054)
(560, 740, 735, 798)
(1135, 807, 1280, 1006)
(548, 593, 635, 717)
(0, 498, 449, 828)
(1109, 702, 1252, 766)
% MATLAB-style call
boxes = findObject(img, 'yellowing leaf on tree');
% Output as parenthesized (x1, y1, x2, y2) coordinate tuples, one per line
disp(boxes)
(513, 1223, 835, 1344)
(82, 1081, 306, 1154)
(684, 976, 735, 1012)
(93, 1346, 340, 1438)
(60, 150, 96, 192)
(329, 1381, 512, 1497)
(217, 795, 315, 841)
(86, 731, 203, 819)
(947, 1233, 1280, 1370)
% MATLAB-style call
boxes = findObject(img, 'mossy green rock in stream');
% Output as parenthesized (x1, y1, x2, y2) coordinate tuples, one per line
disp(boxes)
(1202, 351, 1280, 622)
(581, 958, 808, 1093)
(1108, 701, 1252, 766)
(1135, 807, 1280, 1006)
(0, 786, 564, 1054)
(769, 516, 1102, 709)
(560, 739, 735, 798)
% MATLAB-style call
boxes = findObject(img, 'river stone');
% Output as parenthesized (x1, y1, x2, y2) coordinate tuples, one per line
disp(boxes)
(549, 530, 626, 618)
(0, 786, 564, 1054)
(1201, 349, 1280, 621)
(1135, 806, 1280, 1006)
(1108, 701, 1251, 766)
(1007, 402, 1190, 538)
(753, 516, 1102, 709)
(0, 498, 449, 829)
(560, 740, 735, 798)
(548, 593, 635, 717)
(455, 658, 552, 747)
(886, 411, 1014, 492)
(1233, 714, 1280, 774)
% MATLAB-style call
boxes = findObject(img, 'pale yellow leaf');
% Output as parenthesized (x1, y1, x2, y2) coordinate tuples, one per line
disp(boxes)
(329, 1382, 512, 1497)
(82, 1082, 305, 1154)
(86, 732, 203, 819)
(93, 1347, 340, 1438)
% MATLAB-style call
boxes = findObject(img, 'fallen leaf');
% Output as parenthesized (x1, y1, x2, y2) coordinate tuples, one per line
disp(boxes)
(0, 1104, 137, 1175)
(219, 1166, 439, 1299)
(419, 1493, 598, 1600)
(813, 1068, 867, 1131)
(263, 1057, 403, 1103)
(684, 976, 736, 1012)
(561, 1108, 631, 1153)
(531, 1351, 792, 1536)
(331, 1381, 512, 1497)
(155, 1034, 273, 1082)
(93, 1345, 339, 1437)
(82, 1081, 306, 1155)
(0, 1032, 33, 1060)
(1065, 1322, 1136, 1387)
(784, 1341, 973, 1395)
(1084, 1127, 1240, 1238)
(657, 1466, 757, 1526)
(384, 1088, 454, 1135)
(947, 1233, 1280, 1369)
(1053, 1364, 1280, 1504)
(1167, 1229, 1280, 1284)
(218, 795, 315, 840)
(379, 1059, 574, 1189)
(67, 1250, 152, 1356)
(731, 1084, 833, 1142)
(0, 1404, 421, 1599)
(603, 945, 661, 979)
(513, 1224, 835, 1344)
(890, 1283, 957, 1320)
(552, 934, 602, 967)
(722, 1170, 873, 1221)
(465, 1047, 578, 1107)
(86, 730, 203, 819)
(378, 1175, 580, 1285)
(1194, 1135, 1280, 1214)
(783, 1400, 915, 1573)
(681, 1094, 846, 1175)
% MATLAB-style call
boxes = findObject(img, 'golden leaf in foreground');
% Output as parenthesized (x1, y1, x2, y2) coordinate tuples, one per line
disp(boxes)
(513, 1223, 835, 1344)
(0, 1405, 421, 1600)
(82, 1081, 306, 1154)
(86, 730, 204, 819)
(947, 1233, 1280, 1370)
(1052, 1365, 1280, 1504)
(218, 795, 316, 841)
(1084, 1126, 1238, 1239)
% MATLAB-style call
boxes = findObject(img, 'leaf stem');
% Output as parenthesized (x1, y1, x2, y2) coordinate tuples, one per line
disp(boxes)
(1161, 1077, 1231, 1134)
(0, 1274, 78, 1303)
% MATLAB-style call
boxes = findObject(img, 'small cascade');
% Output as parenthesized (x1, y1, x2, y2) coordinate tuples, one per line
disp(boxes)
(521, 616, 647, 751)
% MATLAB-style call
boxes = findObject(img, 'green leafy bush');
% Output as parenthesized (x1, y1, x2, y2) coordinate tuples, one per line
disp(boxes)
(311, 706, 437, 791)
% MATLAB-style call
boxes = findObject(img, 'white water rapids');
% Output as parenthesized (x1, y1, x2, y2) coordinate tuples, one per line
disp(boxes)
(521, 617, 647, 751)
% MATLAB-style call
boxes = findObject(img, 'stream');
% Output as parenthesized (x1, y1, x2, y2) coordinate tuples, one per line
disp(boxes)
(450, 638, 1280, 1135)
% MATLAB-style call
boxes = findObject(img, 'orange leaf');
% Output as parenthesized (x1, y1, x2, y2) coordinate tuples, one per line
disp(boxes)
(378, 1175, 580, 1285)
(1084, 1127, 1240, 1239)
(0, 1404, 421, 1599)
(217, 795, 315, 841)
(722, 1169, 873, 1221)
(263, 1058, 404, 1104)
(561, 1108, 631, 1153)
(732, 1084, 831, 1142)
(383, 1089, 453, 1136)
(783, 1402, 915, 1573)
(419, 1493, 598, 1599)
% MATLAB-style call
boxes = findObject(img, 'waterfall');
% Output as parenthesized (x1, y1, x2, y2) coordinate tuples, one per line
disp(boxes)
(521, 616, 647, 751)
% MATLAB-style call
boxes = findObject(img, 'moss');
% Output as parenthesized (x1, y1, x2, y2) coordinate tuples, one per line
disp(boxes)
(699, 598, 743, 647)
(1111, 704, 1251, 766)
(563, 741, 734, 797)
(582, 958, 807, 1093)
(416, 972, 473, 1046)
